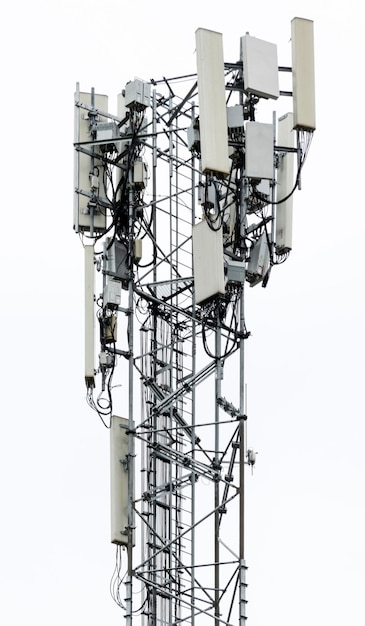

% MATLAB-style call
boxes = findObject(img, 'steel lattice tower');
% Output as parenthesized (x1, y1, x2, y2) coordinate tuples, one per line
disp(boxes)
(73, 20, 315, 626)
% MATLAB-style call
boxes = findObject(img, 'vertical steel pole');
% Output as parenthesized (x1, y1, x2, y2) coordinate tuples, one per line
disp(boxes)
(151, 92, 158, 626)
(152, 90, 157, 282)
(126, 145, 135, 626)
(191, 103, 196, 626)
(89, 88, 95, 239)
(168, 95, 174, 626)
(271, 111, 277, 247)
(215, 315, 222, 626)
(239, 172, 248, 626)
(74, 83, 80, 234)
(238, 41, 248, 623)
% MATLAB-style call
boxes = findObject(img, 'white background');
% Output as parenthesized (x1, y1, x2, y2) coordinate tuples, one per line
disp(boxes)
(1, 1, 364, 624)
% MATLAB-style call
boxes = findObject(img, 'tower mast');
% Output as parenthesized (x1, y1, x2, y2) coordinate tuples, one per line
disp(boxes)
(73, 18, 315, 626)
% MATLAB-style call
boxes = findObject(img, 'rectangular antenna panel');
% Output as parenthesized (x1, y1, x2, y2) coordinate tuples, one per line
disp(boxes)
(115, 92, 129, 194)
(241, 35, 279, 100)
(193, 218, 225, 304)
(195, 28, 230, 177)
(74, 91, 109, 233)
(110, 416, 132, 546)
(291, 18, 316, 130)
(276, 113, 295, 252)
(118, 92, 127, 120)
(227, 105, 245, 130)
(84, 245, 95, 388)
(245, 121, 274, 180)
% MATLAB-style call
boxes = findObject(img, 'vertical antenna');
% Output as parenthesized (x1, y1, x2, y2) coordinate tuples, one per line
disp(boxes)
(195, 28, 230, 177)
(291, 17, 316, 131)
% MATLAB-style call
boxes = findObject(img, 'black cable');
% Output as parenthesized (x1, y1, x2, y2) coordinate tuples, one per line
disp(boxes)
(86, 388, 111, 428)
(271, 131, 313, 206)
(96, 112, 148, 251)
(86, 307, 119, 428)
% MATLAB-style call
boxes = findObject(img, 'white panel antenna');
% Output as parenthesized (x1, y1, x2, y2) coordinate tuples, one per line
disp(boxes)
(110, 416, 132, 546)
(195, 28, 230, 177)
(241, 35, 279, 99)
(227, 105, 245, 130)
(291, 17, 316, 130)
(192, 218, 225, 304)
(74, 91, 109, 233)
(276, 112, 295, 252)
(117, 91, 128, 133)
(245, 121, 274, 180)
(115, 91, 129, 203)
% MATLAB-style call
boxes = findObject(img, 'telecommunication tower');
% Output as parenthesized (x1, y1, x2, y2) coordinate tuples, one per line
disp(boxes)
(73, 18, 315, 626)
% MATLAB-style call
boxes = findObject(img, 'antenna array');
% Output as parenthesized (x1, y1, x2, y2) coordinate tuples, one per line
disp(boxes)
(73, 19, 315, 626)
